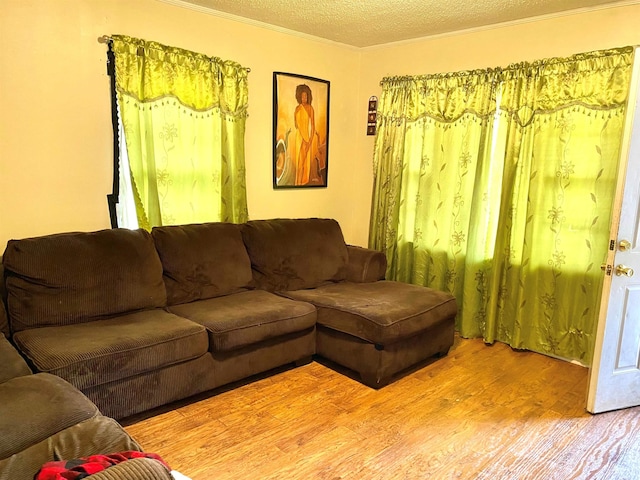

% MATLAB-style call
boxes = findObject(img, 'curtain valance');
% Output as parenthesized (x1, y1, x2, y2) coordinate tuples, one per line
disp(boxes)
(499, 47, 634, 124)
(378, 70, 500, 124)
(112, 35, 249, 116)
(379, 47, 634, 126)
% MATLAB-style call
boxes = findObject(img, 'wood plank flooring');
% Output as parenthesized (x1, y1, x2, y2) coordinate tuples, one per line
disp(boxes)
(123, 337, 640, 479)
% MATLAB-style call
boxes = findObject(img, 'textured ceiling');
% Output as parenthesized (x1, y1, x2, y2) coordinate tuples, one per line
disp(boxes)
(170, 0, 630, 47)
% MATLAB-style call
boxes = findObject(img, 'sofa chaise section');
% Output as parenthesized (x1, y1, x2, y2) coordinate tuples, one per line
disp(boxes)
(2, 228, 217, 420)
(242, 218, 458, 388)
(285, 281, 457, 387)
(152, 222, 317, 389)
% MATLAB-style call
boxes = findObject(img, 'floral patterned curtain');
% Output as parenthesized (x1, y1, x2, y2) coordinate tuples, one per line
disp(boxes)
(111, 35, 249, 229)
(370, 47, 634, 364)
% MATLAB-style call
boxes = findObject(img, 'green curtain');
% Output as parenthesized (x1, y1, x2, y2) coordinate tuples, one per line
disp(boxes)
(370, 70, 502, 330)
(370, 47, 634, 364)
(112, 35, 249, 229)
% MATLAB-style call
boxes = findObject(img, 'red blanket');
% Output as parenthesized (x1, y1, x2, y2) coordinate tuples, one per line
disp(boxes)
(36, 451, 169, 479)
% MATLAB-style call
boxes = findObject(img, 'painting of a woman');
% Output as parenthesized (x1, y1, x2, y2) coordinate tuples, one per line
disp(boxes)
(294, 84, 317, 185)
(273, 73, 329, 188)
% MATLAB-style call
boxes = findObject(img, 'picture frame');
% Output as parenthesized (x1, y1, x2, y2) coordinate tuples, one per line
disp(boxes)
(273, 72, 330, 188)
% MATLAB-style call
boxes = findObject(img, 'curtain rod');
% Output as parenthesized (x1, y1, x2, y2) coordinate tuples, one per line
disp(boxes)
(97, 35, 251, 72)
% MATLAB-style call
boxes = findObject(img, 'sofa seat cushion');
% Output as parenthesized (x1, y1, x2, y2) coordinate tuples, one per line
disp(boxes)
(12, 309, 208, 390)
(152, 222, 254, 305)
(241, 218, 349, 291)
(282, 281, 457, 345)
(0, 373, 99, 459)
(168, 290, 316, 352)
(3, 228, 166, 332)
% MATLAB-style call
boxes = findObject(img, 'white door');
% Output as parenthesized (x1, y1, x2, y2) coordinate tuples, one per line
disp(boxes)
(587, 48, 640, 414)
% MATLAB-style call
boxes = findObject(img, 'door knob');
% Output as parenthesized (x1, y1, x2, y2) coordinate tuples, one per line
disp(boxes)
(618, 239, 632, 251)
(615, 264, 634, 277)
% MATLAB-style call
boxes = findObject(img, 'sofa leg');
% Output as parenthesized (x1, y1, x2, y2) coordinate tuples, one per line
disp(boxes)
(434, 349, 450, 358)
(294, 356, 313, 367)
(360, 372, 390, 389)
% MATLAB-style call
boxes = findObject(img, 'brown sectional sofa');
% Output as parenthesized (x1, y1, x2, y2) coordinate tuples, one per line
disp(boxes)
(1, 218, 457, 425)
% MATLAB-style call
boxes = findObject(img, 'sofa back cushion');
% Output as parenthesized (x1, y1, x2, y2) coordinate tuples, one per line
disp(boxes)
(241, 218, 348, 291)
(3, 229, 166, 332)
(152, 222, 253, 305)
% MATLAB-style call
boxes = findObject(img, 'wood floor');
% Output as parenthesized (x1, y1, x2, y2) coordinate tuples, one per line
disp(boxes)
(123, 337, 640, 480)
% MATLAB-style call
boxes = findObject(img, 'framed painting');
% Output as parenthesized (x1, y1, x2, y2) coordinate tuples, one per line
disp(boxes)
(273, 72, 330, 188)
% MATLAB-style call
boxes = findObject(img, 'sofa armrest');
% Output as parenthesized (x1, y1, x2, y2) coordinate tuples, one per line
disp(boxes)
(346, 245, 387, 283)
(88, 458, 175, 480)
(0, 334, 31, 384)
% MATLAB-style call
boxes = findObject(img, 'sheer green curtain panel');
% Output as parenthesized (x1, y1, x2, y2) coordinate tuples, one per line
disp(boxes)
(111, 35, 249, 229)
(484, 49, 634, 362)
(370, 71, 503, 340)
(370, 47, 634, 364)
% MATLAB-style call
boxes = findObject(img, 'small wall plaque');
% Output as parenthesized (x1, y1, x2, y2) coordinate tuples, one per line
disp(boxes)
(367, 96, 378, 136)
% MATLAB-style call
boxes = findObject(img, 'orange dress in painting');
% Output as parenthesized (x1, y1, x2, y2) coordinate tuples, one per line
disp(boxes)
(294, 95, 316, 185)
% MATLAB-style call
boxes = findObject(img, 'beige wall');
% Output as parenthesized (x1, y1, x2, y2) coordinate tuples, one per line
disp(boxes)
(1, 0, 640, 250)
(0, 0, 363, 249)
